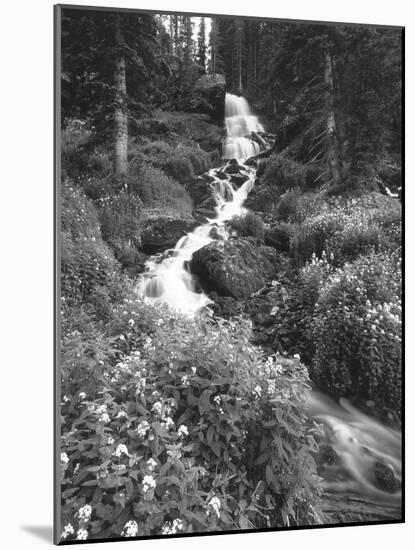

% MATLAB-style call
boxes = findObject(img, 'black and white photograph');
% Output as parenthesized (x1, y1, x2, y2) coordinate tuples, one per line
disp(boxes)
(55, 4, 403, 544)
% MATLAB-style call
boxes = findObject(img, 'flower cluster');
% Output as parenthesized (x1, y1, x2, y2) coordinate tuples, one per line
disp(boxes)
(161, 519, 184, 535)
(121, 520, 139, 537)
(207, 496, 221, 518)
(142, 474, 156, 494)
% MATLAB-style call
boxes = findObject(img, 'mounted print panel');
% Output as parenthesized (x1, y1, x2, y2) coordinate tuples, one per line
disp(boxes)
(55, 4, 403, 544)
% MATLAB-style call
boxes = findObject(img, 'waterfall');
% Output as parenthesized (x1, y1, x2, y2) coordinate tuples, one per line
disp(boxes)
(223, 93, 264, 160)
(138, 93, 262, 314)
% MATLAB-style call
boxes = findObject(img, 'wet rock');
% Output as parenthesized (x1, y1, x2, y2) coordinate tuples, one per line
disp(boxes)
(208, 293, 243, 317)
(116, 247, 148, 277)
(139, 217, 197, 255)
(215, 170, 228, 180)
(186, 174, 214, 207)
(374, 461, 401, 493)
(264, 224, 291, 252)
(230, 173, 249, 187)
(224, 159, 243, 174)
(191, 237, 281, 300)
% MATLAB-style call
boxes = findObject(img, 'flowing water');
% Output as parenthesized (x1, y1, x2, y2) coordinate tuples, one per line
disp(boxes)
(139, 93, 261, 313)
(138, 92, 402, 514)
(223, 93, 265, 159)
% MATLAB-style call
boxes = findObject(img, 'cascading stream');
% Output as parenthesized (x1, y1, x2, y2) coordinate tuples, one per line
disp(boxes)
(138, 92, 262, 313)
(137, 93, 401, 512)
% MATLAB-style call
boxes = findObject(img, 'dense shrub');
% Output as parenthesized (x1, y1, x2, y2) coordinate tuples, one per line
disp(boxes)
(60, 302, 322, 541)
(229, 211, 265, 242)
(98, 191, 142, 251)
(309, 252, 402, 417)
(291, 195, 401, 265)
(262, 155, 318, 197)
(267, 253, 335, 362)
(61, 181, 101, 242)
(62, 120, 113, 184)
(61, 120, 92, 181)
(138, 141, 211, 184)
(127, 164, 193, 217)
(276, 190, 329, 224)
(61, 183, 132, 319)
(61, 232, 129, 317)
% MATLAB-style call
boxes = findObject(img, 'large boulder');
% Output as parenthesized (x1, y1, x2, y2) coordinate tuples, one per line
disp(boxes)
(191, 237, 281, 300)
(193, 74, 226, 123)
(139, 217, 197, 255)
(186, 173, 215, 207)
(264, 224, 291, 252)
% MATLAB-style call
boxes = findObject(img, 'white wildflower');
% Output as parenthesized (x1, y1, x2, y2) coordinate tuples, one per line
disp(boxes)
(253, 385, 262, 398)
(162, 519, 184, 535)
(178, 425, 189, 438)
(152, 402, 163, 415)
(78, 392, 86, 400)
(181, 375, 190, 386)
(137, 420, 150, 438)
(61, 523, 74, 539)
(78, 504, 92, 522)
(122, 520, 138, 537)
(161, 417, 174, 430)
(76, 528, 88, 540)
(147, 458, 157, 471)
(207, 496, 221, 518)
(61, 452, 69, 466)
(142, 474, 156, 493)
(99, 412, 110, 424)
(113, 444, 129, 458)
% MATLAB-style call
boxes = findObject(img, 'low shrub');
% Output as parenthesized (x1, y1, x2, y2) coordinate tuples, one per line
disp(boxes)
(277, 190, 329, 224)
(60, 302, 323, 541)
(229, 211, 265, 242)
(127, 164, 193, 217)
(262, 155, 318, 197)
(267, 253, 335, 362)
(61, 120, 92, 181)
(138, 141, 211, 184)
(61, 232, 129, 318)
(61, 181, 101, 242)
(291, 194, 401, 266)
(98, 191, 142, 251)
(309, 251, 402, 417)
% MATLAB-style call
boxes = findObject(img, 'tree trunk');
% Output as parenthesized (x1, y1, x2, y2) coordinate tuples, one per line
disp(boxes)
(324, 46, 341, 186)
(114, 15, 128, 176)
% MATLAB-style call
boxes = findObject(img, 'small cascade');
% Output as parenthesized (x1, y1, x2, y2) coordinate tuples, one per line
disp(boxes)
(138, 165, 256, 314)
(305, 389, 401, 508)
(223, 93, 265, 159)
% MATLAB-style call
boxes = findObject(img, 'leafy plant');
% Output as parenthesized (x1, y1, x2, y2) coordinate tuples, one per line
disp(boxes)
(60, 302, 323, 541)
(229, 211, 265, 242)
(310, 251, 402, 417)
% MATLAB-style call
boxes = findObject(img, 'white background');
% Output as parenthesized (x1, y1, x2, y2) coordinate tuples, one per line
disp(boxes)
(1, 0, 412, 547)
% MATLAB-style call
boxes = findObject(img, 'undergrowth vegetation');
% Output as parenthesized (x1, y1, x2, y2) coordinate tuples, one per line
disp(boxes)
(258, 187, 402, 418)
(60, 297, 323, 540)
